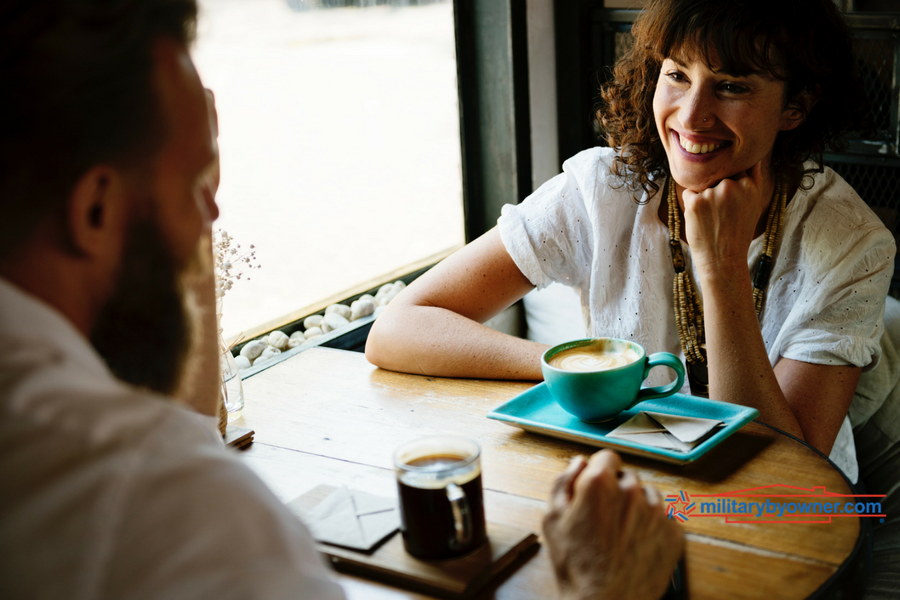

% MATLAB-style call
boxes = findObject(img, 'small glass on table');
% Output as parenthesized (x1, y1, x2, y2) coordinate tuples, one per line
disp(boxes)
(393, 435, 487, 560)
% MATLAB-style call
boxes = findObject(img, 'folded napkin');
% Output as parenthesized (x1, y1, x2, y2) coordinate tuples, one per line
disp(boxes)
(302, 486, 400, 552)
(607, 411, 723, 452)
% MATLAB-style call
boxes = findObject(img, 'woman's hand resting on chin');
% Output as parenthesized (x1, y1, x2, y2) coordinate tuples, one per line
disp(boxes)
(681, 161, 771, 278)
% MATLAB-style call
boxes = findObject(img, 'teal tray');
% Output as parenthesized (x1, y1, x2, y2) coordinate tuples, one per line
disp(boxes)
(487, 383, 759, 465)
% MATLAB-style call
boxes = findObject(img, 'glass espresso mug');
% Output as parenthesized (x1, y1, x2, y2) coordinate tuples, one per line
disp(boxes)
(393, 435, 487, 560)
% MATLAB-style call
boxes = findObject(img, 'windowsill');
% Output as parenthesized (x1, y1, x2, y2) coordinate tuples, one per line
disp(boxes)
(237, 301, 525, 380)
(223, 245, 461, 349)
(238, 313, 376, 380)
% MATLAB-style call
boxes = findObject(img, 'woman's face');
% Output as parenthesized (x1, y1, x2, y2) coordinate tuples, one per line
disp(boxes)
(653, 55, 800, 192)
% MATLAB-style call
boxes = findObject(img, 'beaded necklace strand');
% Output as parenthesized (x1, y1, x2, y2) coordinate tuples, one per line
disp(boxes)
(667, 176, 787, 397)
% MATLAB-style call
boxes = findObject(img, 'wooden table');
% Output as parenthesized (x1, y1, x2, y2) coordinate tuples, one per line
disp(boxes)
(235, 347, 866, 599)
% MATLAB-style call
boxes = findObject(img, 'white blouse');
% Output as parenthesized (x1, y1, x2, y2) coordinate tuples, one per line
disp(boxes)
(499, 147, 896, 482)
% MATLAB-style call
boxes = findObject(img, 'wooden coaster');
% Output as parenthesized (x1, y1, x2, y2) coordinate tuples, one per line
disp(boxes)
(224, 425, 254, 450)
(290, 485, 539, 599)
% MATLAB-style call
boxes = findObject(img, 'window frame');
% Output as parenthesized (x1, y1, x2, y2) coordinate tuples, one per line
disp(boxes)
(230, 0, 533, 368)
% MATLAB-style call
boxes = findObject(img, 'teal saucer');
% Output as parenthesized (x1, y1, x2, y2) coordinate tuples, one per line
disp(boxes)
(487, 383, 759, 465)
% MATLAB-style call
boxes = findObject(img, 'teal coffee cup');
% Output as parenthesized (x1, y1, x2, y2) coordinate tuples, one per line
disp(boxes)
(541, 337, 686, 423)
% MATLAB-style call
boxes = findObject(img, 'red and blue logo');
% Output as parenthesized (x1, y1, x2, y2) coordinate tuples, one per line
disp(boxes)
(666, 485, 885, 524)
(665, 491, 695, 522)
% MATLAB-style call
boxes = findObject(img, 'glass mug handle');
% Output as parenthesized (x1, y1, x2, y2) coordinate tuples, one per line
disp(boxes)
(445, 482, 472, 549)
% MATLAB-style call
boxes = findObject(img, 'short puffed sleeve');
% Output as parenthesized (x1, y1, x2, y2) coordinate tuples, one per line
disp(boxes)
(497, 149, 605, 291)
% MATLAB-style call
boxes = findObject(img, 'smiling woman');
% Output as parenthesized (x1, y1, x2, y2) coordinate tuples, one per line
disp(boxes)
(365, 0, 895, 485)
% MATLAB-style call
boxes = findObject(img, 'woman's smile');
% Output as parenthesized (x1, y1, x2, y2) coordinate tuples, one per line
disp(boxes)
(673, 131, 730, 159)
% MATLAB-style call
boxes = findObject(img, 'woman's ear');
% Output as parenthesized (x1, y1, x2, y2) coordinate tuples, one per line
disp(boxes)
(781, 84, 821, 132)
(66, 166, 130, 259)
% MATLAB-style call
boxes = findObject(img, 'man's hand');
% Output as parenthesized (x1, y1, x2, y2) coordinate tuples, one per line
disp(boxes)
(542, 450, 685, 600)
(202, 88, 221, 206)
(174, 229, 220, 418)
(172, 88, 221, 418)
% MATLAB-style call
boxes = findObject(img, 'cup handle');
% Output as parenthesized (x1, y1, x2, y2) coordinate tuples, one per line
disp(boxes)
(446, 482, 472, 549)
(633, 352, 686, 404)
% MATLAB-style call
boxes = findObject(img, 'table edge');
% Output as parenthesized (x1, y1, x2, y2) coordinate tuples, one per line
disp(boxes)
(753, 421, 869, 599)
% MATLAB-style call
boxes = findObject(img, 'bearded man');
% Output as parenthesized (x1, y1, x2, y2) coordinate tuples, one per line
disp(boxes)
(0, 1, 344, 597)
(0, 1, 682, 599)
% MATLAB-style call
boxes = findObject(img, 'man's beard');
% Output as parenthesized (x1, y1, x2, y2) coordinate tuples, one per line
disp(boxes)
(90, 218, 197, 396)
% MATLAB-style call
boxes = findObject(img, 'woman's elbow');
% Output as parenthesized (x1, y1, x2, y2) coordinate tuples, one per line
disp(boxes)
(364, 319, 389, 368)
(364, 305, 404, 369)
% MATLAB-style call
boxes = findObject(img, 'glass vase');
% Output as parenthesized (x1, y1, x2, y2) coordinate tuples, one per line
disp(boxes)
(220, 336, 244, 422)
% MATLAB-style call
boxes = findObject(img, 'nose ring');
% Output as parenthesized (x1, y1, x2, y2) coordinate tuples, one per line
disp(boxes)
(703, 118, 707, 122)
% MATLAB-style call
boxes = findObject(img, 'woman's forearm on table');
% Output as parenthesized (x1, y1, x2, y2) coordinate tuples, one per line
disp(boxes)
(699, 266, 806, 440)
(366, 227, 547, 379)
(366, 301, 548, 380)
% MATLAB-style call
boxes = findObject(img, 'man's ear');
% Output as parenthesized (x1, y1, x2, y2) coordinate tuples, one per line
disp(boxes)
(66, 166, 130, 258)
(781, 85, 821, 132)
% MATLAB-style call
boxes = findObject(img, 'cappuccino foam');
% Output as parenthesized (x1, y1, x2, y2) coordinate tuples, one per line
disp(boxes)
(548, 343, 640, 372)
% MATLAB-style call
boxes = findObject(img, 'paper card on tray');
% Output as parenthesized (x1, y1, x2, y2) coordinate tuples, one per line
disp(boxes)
(644, 411, 724, 443)
(303, 486, 400, 551)
(607, 411, 723, 453)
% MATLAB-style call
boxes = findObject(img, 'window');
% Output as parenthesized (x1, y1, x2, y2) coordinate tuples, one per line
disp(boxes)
(192, 0, 465, 341)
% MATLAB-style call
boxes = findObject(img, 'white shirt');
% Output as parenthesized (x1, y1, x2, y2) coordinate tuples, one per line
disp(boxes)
(499, 147, 896, 482)
(0, 278, 344, 600)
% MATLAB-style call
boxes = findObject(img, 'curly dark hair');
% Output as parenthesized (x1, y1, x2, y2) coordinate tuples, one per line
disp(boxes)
(0, 0, 198, 257)
(598, 0, 871, 200)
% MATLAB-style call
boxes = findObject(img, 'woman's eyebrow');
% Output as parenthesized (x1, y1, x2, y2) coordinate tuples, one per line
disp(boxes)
(710, 66, 772, 79)
(722, 70, 776, 82)
(666, 56, 771, 80)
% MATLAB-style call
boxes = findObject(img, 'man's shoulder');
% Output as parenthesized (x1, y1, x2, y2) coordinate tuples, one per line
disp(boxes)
(0, 337, 210, 451)
(0, 346, 249, 598)
(0, 354, 224, 516)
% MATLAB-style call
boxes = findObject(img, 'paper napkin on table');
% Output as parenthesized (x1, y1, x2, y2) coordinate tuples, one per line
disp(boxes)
(607, 411, 724, 452)
(301, 486, 400, 552)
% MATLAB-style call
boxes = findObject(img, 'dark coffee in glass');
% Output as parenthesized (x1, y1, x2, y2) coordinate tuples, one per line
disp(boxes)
(394, 437, 487, 560)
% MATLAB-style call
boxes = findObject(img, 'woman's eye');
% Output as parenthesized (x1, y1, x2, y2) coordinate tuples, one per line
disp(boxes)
(720, 82, 749, 94)
(665, 71, 686, 82)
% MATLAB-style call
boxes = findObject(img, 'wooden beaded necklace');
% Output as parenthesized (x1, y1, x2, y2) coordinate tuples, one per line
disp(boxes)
(667, 176, 787, 397)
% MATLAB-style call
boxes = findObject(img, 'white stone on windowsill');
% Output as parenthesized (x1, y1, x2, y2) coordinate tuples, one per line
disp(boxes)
(350, 299, 375, 321)
(235, 355, 252, 371)
(267, 330, 290, 351)
(303, 314, 324, 330)
(325, 303, 352, 320)
(239, 339, 267, 361)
